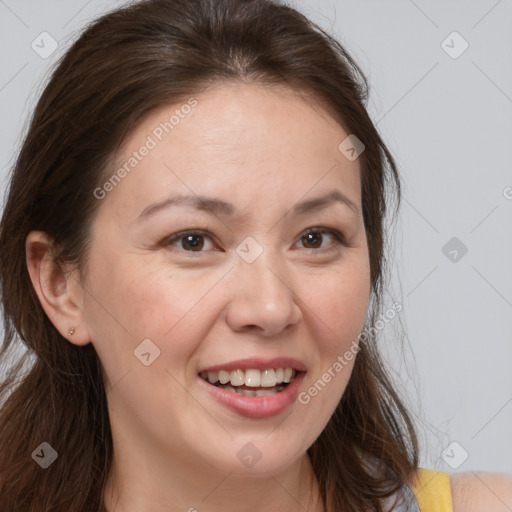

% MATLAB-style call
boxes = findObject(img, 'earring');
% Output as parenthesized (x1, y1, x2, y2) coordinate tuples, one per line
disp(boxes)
(68, 327, 76, 336)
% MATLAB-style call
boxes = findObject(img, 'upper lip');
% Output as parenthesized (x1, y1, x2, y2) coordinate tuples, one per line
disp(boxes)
(199, 357, 307, 373)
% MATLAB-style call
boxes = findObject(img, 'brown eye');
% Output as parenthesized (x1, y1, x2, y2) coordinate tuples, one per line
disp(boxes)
(164, 230, 215, 253)
(297, 228, 346, 252)
(301, 231, 323, 249)
(180, 234, 205, 251)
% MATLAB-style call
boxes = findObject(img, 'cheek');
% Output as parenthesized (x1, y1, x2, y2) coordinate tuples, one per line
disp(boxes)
(125, 266, 230, 338)
(85, 254, 227, 371)
(296, 268, 368, 427)
(305, 261, 370, 349)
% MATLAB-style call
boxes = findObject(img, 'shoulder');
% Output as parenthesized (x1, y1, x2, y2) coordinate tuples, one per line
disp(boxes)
(450, 471, 512, 512)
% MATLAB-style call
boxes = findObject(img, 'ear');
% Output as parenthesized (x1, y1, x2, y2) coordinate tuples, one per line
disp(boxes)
(25, 230, 91, 346)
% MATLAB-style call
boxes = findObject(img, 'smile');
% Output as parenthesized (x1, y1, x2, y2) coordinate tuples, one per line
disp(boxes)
(199, 368, 298, 396)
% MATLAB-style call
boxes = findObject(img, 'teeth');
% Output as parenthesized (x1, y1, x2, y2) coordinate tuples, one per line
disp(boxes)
(200, 367, 297, 387)
(283, 367, 293, 383)
(217, 384, 285, 396)
(260, 369, 276, 387)
(218, 370, 230, 384)
(236, 388, 256, 397)
(230, 369, 245, 386)
(244, 369, 261, 387)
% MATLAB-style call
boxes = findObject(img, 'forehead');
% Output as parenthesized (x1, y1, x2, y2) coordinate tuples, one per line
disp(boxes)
(98, 82, 362, 223)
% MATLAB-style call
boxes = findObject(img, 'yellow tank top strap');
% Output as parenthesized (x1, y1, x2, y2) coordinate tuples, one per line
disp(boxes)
(410, 468, 454, 512)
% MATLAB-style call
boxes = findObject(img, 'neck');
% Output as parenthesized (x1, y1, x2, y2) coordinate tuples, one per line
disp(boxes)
(102, 442, 324, 512)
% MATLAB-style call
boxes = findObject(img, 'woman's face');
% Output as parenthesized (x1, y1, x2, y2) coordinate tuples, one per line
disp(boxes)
(81, 82, 371, 476)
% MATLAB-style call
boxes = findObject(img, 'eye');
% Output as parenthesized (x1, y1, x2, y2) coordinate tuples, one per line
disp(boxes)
(296, 228, 346, 253)
(162, 227, 347, 255)
(163, 230, 216, 253)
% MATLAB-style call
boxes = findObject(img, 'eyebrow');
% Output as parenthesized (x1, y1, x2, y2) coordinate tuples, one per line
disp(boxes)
(137, 189, 359, 221)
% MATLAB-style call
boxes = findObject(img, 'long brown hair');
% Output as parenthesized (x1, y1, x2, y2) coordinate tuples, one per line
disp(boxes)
(0, 0, 418, 510)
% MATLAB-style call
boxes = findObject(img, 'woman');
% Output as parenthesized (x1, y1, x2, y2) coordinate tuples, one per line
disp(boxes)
(0, 0, 510, 510)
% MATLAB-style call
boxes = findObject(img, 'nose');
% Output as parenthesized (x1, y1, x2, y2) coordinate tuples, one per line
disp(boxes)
(225, 248, 303, 337)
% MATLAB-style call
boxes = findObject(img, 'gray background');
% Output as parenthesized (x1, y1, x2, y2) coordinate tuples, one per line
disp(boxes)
(1, 0, 511, 476)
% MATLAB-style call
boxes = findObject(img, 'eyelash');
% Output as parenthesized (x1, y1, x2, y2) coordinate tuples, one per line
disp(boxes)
(161, 227, 349, 256)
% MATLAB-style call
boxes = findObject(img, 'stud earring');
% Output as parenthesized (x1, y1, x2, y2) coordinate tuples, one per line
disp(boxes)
(68, 327, 76, 336)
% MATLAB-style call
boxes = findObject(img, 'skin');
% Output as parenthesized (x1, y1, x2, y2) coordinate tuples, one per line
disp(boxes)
(451, 473, 512, 512)
(25, 82, 512, 511)
(27, 82, 369, 511)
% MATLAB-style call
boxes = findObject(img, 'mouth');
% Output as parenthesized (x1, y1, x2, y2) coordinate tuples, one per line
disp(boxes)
(197, 357, 307, 418)
(198, 367, 299, 397)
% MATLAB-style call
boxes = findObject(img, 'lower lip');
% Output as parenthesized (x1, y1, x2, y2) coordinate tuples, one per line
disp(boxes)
(198, 372, 306, 419)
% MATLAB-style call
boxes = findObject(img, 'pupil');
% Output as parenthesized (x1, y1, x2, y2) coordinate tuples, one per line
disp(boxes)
(183, 235, 203, 251)
(304, 232, 321, 248)
(182, 233, 322, 251)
